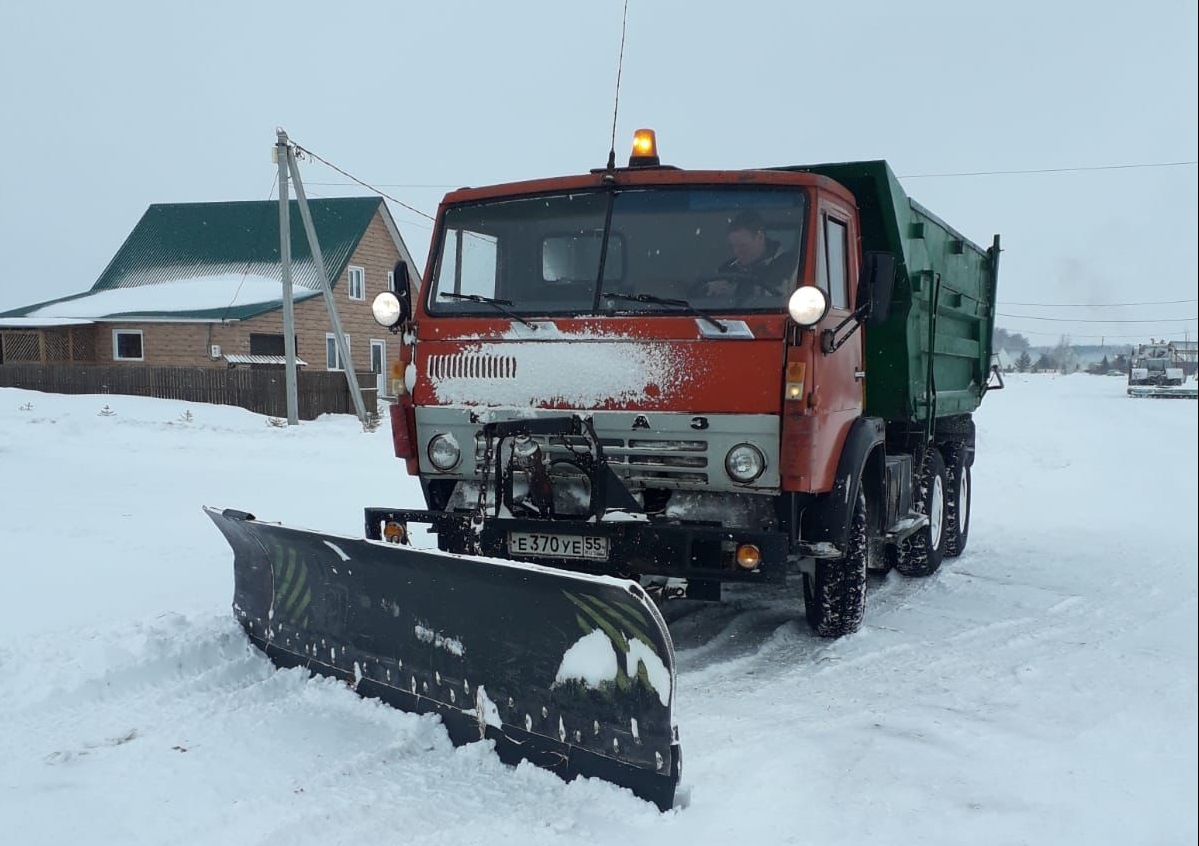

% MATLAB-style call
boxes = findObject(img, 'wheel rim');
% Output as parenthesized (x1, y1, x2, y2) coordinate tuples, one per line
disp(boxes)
(929, 474, 944, 549)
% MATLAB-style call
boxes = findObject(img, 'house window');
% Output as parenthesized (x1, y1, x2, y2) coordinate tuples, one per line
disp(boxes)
(250, 333, 290, 356)
(387, 270, 395, 292)
(113, 329, 144, 361)
(348, 266, 365, 301)
(326, 333, 351, 370)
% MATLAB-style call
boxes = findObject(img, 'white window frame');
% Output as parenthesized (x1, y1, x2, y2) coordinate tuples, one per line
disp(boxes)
(347, 265, 365, 301)
(370, 338, 387, 373)
(325, 333, 351, 371)
(112, 329, 144, 361)
(824, 216, 849, 310)
(370, 338, 388, 397)
(386, 270, 395, 292)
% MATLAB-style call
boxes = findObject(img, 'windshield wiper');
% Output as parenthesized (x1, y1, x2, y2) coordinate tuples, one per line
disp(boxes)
(601, 291, 727, 334)
(439, 292, 537, 330)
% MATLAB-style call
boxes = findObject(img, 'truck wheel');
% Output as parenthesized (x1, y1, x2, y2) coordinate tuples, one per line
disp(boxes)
(895, 447, 947, 577)
(943, 445, 971, 558)
(803, 489, 872, 638)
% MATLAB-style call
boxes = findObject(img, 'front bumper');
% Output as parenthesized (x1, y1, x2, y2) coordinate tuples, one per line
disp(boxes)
(364, 506, 791, 583)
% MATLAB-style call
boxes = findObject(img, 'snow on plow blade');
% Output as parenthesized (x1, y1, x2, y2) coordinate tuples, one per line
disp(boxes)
(204, 507, 680, 810)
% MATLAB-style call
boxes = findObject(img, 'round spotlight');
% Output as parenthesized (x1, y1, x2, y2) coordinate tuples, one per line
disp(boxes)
(787, 286, 829, 327)
(371, 291, 403, 327)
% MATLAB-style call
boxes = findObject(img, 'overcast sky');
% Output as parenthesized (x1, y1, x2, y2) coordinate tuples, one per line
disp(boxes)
(2, 0, 1195, 345)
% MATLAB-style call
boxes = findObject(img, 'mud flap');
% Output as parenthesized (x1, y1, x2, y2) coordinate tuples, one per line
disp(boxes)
(204, 507, 680, 810)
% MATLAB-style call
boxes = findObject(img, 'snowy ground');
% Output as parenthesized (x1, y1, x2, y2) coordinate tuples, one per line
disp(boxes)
(2, 375, 1195, 845)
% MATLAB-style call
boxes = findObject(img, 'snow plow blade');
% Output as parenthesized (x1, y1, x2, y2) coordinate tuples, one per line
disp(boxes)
(1127, 384, 1199, 399)
(204, 507, 680, 810)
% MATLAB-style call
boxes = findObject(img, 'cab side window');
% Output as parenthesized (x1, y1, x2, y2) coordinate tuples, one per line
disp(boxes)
(820, 215, 849, 310)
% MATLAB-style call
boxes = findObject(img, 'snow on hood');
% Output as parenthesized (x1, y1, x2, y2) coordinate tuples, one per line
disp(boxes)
(427, 324, 692, 406)
(25, 273, 321, 319)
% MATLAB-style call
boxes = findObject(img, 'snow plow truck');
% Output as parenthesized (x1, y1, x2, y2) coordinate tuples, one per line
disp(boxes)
(1127, 340, 1197, 398)
(207, 130, 1001, 810)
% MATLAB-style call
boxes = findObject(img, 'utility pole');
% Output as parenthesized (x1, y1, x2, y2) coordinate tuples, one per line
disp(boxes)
(283, 138, 368, 425)
(276, 129, 299, 425)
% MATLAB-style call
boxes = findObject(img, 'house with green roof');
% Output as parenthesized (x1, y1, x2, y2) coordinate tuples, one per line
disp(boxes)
(0, 196, 419, 399)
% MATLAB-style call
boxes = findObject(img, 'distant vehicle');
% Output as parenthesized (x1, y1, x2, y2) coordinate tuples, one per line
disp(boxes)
(1128, 341, 1197, 399)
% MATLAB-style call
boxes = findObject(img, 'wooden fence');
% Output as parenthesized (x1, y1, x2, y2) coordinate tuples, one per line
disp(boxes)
(0, 365, 377, 420)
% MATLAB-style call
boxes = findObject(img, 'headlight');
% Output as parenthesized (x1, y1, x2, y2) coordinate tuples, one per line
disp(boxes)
(371, 291, 403, 327)
(788, 286, 829, 327)
(724, 443, 766, 483)
(427, 434, 461, 471)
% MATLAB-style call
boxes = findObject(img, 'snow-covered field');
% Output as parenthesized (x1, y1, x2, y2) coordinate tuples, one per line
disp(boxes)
(2, 375, 1195, 845)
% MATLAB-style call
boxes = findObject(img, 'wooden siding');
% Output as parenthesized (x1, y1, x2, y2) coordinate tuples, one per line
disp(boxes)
(0, 326, 96, 364)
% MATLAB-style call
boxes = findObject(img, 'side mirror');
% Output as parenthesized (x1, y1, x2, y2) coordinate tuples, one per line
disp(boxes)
(856, 251, 895, 326)
(392, 260, 413, 325)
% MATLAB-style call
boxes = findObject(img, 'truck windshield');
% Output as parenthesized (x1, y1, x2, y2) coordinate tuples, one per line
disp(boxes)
(427, 186, 807, 317)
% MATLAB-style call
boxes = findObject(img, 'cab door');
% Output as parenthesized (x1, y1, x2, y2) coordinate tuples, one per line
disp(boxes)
(802, 199, 864, 491)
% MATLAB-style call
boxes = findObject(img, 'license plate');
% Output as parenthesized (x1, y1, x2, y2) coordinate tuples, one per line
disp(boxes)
(508, 531, 609, 561)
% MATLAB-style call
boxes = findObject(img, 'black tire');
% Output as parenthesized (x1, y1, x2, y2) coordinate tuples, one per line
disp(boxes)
(803, 489, 876, 637)
(895, 447, 947, 577)
(942, 444, 971, 558)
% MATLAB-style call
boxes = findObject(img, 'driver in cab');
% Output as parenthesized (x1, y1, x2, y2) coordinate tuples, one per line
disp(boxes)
(704, 210, 797, 302)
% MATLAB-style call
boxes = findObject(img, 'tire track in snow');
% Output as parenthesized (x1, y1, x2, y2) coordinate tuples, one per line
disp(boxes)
(668, 566, 943, 687)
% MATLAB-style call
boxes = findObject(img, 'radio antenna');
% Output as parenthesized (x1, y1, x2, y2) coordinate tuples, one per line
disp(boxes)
(606, 0, 631, 172)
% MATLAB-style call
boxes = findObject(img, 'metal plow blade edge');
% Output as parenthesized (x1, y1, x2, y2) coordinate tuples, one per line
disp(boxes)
(1128, 385, 1199, 399)
(204, 507, 681, 810)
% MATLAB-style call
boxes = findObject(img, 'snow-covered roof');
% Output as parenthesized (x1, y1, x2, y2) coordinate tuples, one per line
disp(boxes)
(19, 274, 320, 321)
(0, 317, 94, 328)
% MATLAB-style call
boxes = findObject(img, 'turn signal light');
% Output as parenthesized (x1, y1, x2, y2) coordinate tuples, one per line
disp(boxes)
(735, 544, 762, 570)
(383, 521, 408, 544)
(389, 360, 406, 396)
(785, 361, 806, 401)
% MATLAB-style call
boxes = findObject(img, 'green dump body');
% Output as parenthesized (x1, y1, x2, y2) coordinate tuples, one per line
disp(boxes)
(776, 161, 1000, 423)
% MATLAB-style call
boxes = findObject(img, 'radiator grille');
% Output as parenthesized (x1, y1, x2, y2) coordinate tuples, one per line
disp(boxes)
(427, 353, 517, 381)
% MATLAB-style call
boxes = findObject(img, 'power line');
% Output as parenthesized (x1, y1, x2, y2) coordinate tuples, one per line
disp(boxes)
(289, 142, 435, 222)
(996, 313, 1199, 324)
(307, 181, 457, 190)
(1001, 297, 1198, 308)
(898, 160, 1197, 179)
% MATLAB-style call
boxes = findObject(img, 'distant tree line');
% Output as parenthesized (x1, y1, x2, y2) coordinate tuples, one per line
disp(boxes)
(1010, 334, 1128, 374)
